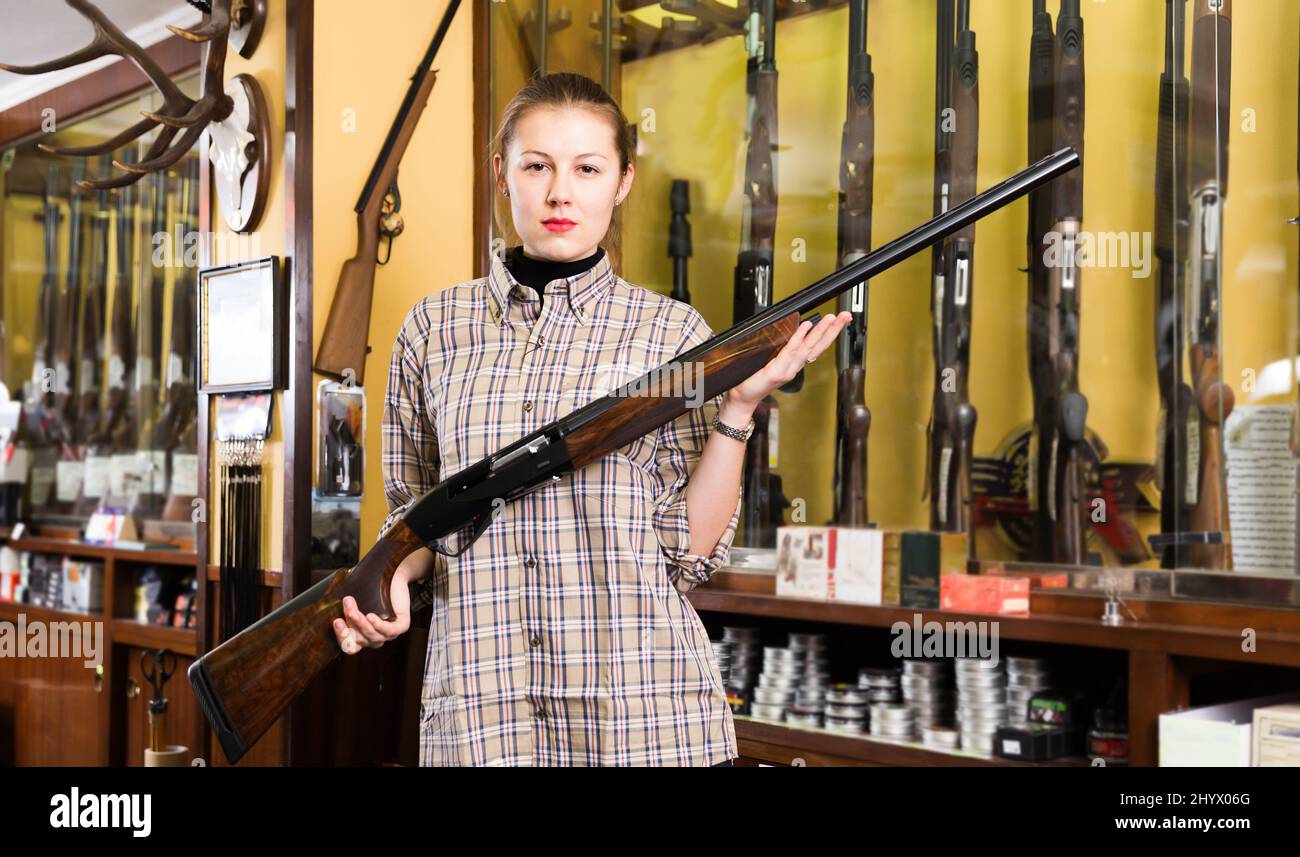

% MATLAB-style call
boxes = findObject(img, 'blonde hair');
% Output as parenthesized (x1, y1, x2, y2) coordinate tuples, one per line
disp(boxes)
(490, 73, 634, 263)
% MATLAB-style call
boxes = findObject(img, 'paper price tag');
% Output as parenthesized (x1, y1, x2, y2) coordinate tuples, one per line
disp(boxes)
(56, 460, 83, 502)
(170, 453, 199, 496)
(83, 456, 111, 498)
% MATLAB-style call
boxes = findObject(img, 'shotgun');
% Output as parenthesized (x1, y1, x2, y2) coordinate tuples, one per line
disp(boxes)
(832, 0, 873, 528)
(733, 0, 784, 547)
(132, 171, 169, 517)
(1185, 0, 1232, 570)
(49, 165, 86, 466)
(1046, 0, 1087, 565)
(23, 168, 63, 512)
(668, 179, 692, 305)
(1152, 0, 1192, 569)
(1025, 0, 1054, 560)
(924, 0, 952, 522)
(50, 166, 88, 517)
(927, 0, 978, 546)
(158, 166, 200, 521)
(189, 149, 1080, 764)
(314, 0, 461, 385)
(72, 177, 112, 517)
(103, 173, 140, 499)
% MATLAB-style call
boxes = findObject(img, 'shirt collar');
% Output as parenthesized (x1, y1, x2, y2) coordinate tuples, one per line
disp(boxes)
(486, 250, 614, 327)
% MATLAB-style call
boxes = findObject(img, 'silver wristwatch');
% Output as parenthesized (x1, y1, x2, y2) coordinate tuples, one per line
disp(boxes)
(712, 414, 755, 442)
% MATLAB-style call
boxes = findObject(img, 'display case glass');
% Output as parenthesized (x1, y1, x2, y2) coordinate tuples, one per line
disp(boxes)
(1, 75, 201, 535)
(484, 1, 1298, 605)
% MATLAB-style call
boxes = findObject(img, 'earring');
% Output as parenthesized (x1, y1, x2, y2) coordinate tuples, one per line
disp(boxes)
(502, 188, 509, 197)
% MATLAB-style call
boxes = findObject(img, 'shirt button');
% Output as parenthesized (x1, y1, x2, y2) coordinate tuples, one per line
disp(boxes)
(524, 557, 536, 568)
(522, 401, 533, 412)
(530, 634, 541, 648)
(535, 706, 546, 720)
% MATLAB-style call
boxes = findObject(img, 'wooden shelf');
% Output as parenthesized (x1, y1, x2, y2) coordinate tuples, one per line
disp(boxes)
(734, 716, 1091, 767)
(688, 585, 1300, 669)
(0, 599, 102, 626)
(1, 535, 197, 568)
(205, 564, 282, 587)
(111, 619, 196, 656)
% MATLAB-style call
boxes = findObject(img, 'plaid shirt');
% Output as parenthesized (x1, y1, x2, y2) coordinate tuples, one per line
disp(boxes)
(379, 251, 740, 766)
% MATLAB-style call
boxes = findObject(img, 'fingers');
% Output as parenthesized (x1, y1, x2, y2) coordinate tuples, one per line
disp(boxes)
(333, 596, 403, 655)
(788, 312, 849, 370)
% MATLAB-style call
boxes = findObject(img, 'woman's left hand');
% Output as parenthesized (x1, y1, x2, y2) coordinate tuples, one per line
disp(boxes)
(726, 311, 853, 410)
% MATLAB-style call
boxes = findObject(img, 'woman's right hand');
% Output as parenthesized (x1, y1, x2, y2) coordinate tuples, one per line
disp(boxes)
(333, 566, 414, 655)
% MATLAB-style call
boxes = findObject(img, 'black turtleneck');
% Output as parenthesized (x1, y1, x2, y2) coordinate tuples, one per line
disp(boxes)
(505, 245, 605, 309)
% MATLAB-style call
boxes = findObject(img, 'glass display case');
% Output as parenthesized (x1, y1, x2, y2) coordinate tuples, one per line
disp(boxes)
(482, 0, 1298, 605)
(1, 76, 201, 538)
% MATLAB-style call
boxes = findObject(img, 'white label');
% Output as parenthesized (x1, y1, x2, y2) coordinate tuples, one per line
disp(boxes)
(167, 353, 184, 385)
(109, 453, 139, 496)
(30, 465, 55, 506)
(1026, 430, 1039, 512)
(1224, 406, 1297, 574)
(1184, 415, 1200, 507)
(55, 460, 83, 502)
(107, 355, 126, 389)
(170, 452, 199, 496)
(83, 456, 111, 498)
(136, 356, 154, 389)
(1001, 739, 1021, 755)
(136, 449, 168, 495)
(768, 406, 780, 469)
(54, 363, 71, 395)
(937, 446, 953, 526)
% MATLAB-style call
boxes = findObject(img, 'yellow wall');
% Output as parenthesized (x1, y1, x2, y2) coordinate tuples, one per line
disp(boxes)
(621, 1, 1300, 535)
(211, 2, 288, 570)
(312, 0, 474, 545)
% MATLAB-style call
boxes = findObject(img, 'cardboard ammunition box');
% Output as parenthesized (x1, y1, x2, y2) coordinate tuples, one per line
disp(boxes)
(775, 526, 882, 605)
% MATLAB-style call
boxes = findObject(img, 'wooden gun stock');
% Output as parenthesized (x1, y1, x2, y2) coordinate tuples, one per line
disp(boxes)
(314, 221, 382, 383)
(189, 519, 427, 764)
(1188, 344, 1233, 569)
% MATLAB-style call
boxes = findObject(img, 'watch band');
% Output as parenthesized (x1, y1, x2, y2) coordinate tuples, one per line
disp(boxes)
(712, 414, 755, 442)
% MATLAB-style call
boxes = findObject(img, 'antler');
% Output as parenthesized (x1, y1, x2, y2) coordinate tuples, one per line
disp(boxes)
(0, 0, 234, 189)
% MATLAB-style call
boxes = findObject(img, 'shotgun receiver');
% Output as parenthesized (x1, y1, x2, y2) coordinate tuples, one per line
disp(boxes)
(314, 0, 461, 385)
(189, 149, 1080, 764)
(1185, 0, 1232, 570)
(832, 0, 873, 527)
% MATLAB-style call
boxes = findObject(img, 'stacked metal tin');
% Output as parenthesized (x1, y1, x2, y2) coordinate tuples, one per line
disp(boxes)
(869, 702, 917, 740)
(899, 658, 955, 733)
(823, 683, 870, 734)
(857, 667, 902, 703)
(955, 657, 1007, 755)
(1005, 656, 1052, 725)
(722, 626, 761, 710)
(750, 646, 803, 721)
(710, 639, 733, 685)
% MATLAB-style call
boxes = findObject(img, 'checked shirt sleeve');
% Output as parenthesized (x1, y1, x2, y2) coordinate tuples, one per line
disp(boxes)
(379, 304, 444, 611)
(646, 310, 743, 594)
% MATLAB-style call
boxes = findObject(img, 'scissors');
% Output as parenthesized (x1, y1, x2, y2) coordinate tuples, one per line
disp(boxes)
(141, 648, 176, 705)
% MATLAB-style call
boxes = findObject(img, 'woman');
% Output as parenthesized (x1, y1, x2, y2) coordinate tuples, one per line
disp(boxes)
(332, 72, 849, 766)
